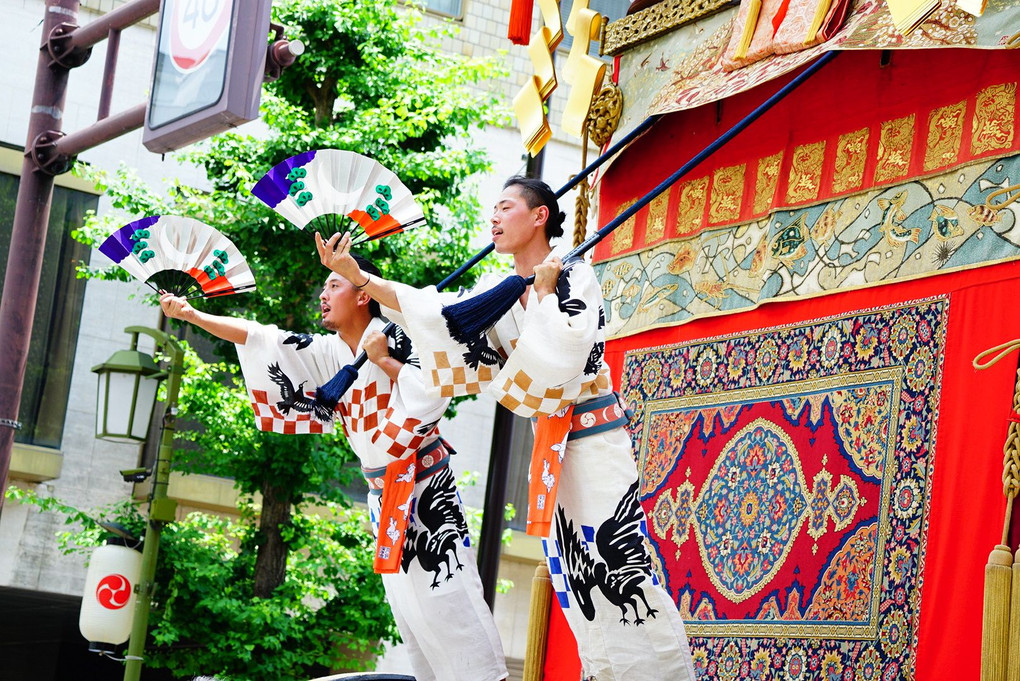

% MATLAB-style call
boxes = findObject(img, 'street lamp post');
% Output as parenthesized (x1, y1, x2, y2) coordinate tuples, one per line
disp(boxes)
(92, 325, 183, 681)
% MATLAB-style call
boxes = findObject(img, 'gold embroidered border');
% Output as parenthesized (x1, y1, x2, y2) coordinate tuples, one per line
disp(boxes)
(753, 152, 784, 215)
(676, 177, 709, 236)
(646, 191, 670, 243)
(610, 199, 638, 254)
(874, 114, 916, 184)
(923, 100, 966, 172)
(832, 128, 870, 195)
(786, 141, 826, 204)
(709, 163, 746, 224)
(602, 0, 733, 55)
(972, 82, 1017, 156)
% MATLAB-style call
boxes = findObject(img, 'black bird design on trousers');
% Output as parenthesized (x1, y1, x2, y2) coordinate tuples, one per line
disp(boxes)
(267, 363, 334, 422)
(555, 480, 659, 625)
(401, 466, 468, 588)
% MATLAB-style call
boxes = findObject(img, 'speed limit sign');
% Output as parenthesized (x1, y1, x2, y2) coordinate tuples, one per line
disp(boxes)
(143, 0, 274, 153)
(168, 0, 233, 72)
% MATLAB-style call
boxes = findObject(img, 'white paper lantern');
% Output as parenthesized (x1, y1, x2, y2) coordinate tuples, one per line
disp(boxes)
(79, 543, 142, 649)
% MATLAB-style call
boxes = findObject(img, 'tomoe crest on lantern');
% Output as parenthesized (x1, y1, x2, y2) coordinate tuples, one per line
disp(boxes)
(79, 543, 143, 652)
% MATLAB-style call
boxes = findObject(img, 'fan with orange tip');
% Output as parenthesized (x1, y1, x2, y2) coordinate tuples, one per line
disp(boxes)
(250, 149, 426, 243)
(99, 216, 256, 299)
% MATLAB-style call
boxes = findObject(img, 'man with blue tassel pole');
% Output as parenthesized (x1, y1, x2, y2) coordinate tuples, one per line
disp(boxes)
(158, 254, 507, 681)
(316, 176, 696, 681)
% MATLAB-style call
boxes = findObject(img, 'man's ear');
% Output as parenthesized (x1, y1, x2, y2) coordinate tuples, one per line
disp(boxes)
(534, 204, 550, 227)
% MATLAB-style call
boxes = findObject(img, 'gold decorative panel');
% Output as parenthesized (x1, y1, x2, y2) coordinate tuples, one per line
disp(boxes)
(675, 177, 709, 236)
(709, 164, 746, 224)
(603, 0, 733, 55)
(646, 190, 670, 243)
(924, 101, 966, 172)
(971, 82, 1016, 156)
(874, 115, 916, 184)
(832, 128, 870, 195)
(754, 152, 784, 215)
(786, 141, 826, 204)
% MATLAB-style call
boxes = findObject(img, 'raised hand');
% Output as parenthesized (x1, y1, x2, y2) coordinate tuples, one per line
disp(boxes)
(159, 291, 197, 322)
(315, 231, 366, 286)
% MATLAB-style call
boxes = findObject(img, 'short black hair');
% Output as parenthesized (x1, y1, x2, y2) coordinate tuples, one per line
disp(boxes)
(351, 253, 382, 318)
(503, 176, 565, 240)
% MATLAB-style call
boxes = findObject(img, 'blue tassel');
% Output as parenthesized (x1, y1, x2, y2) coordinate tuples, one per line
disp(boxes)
(443, 275, 528, 345)
(314, 363, 363, 412)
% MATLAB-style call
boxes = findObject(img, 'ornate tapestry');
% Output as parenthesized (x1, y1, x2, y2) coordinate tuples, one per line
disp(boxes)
(622, 298, 948, 679)
(641, 0, 1020, 118)
(594, 152, 1019, 339)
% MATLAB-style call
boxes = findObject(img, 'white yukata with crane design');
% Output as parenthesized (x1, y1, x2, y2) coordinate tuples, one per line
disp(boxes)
(235, 316, 506, 681)
(388, 260, 695, 681)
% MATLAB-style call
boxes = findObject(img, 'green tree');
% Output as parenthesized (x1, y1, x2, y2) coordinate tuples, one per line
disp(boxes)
(70, 0, 508, 677)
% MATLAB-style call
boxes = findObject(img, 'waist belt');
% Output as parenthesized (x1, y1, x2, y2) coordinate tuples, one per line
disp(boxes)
(526, 394, 631, 538)
(363, 437, 451, 494)
(567, 393, 630, 440)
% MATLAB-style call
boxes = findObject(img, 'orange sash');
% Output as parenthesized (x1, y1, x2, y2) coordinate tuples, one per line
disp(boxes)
(527, 406, 574, 537)
(373, 453, 417, 573)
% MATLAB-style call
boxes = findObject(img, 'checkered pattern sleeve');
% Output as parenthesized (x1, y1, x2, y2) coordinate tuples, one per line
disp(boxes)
(391, 277, 511, 400)
(489, 261, 613, 418)
(235, 323, 344, 434)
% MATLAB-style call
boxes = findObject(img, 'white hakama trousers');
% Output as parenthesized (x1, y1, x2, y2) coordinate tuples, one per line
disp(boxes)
(543, 426, 696, 681)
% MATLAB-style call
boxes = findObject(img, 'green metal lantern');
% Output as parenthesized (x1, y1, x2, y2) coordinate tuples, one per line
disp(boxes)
(91, 348, 165, 443)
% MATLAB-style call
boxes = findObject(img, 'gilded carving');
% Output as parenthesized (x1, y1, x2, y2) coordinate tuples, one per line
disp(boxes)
(786, 141, 826, 204)
(709, 164, 746, 224)
(646, 191, 670, 243)
(586, 81, 624, 148)
(611, 199, 638, 254)
(832, 128, 870, 195)
(603, 0, 733, 55)
(753, 152, 784, 215)
(676, 177, 709, 236)
(875, 115, 916, 184)
(923, 100, 966, 172)
(971, 82, 1016, 156)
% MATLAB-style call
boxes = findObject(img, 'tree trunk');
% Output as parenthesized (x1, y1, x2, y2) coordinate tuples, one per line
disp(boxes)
(307, 77, 337, 128)
(253, 479, 292, 598)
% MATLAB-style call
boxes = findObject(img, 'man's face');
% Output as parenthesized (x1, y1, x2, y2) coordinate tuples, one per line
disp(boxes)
(319, 273, 361, 331)
(490, 185, 546, 255)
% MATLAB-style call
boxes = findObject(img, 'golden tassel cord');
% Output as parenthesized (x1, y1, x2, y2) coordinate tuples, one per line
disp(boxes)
(974, 340, 1020, 681)
(523, 562, 553, 681)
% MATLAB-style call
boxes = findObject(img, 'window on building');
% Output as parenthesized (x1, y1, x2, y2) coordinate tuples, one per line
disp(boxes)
(0, 170, 96, 449)
(558, 0, 632, 54)
(420, 0, 464, 19)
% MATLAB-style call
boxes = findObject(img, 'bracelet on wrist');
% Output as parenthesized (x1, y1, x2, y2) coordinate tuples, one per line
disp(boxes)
(355, 273, 371, 289)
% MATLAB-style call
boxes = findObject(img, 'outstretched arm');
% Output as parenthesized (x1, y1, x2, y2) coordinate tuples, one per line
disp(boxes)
(159, 292, 250, 345)
(315, 232, 402, 312)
